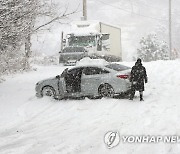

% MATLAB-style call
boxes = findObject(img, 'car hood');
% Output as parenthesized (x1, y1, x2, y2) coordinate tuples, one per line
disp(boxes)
(60, 52, 87, 61)
(36, 77, 57, 85)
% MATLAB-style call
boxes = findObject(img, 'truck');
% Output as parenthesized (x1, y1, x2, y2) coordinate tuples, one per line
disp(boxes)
(60, 20, 122, 63)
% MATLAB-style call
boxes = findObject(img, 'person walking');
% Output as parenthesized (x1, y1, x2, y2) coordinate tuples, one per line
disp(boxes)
(129, 58, 148, 101)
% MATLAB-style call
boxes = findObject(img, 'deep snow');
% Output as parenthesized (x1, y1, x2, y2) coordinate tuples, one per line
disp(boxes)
(0, 60, 180, 154)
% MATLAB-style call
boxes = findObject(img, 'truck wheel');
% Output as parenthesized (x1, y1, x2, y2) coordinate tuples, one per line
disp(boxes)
(87, 96, 102, 99)
(59, 56, 64, 64)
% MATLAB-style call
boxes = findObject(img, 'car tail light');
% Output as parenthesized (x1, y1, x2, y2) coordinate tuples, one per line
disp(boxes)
(117, 75, 129, 79)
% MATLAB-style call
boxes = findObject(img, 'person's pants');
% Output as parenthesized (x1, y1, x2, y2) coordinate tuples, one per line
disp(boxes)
(130, 86, 135, 99)
(130, 84, 143, 100)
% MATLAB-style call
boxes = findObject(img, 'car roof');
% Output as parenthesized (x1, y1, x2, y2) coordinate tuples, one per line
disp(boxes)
(69, 64, 105, 69)
(67, 63, 131, 72)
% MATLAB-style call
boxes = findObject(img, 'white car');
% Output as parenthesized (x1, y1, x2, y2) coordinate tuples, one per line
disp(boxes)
(35, 63, 131, 99)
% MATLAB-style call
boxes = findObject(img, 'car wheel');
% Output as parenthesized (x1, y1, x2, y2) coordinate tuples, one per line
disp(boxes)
(42, 86, 56, 98)
(99, 84, 115, 98)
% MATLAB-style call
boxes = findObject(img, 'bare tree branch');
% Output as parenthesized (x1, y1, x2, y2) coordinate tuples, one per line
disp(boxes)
(34, 5, 81, 32)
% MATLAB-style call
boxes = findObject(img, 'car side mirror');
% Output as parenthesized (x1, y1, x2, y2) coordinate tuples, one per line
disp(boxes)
(63, 39, 66, 43)
(56, 75, 61, 79)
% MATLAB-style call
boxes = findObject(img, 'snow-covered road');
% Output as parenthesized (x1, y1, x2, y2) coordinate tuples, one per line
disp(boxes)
(0, 60, 180, 154)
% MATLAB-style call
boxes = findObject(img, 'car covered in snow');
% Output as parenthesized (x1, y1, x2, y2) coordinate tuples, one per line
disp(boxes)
(59, 46, 88, 65)
(35, 63, 131, 99)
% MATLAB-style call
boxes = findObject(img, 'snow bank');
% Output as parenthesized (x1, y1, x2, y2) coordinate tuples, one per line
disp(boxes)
(0, 60, 180, 154)
(30, 53, 59, 66)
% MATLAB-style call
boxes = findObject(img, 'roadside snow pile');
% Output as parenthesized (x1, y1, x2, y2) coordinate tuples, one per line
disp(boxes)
(0, 60, 180, 154)
(30, 53, 59, 66)
(76, 57, 109, 66)
(0, 77, 5, 83)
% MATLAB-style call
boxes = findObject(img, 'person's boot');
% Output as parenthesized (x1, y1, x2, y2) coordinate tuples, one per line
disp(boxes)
(129, 89, 135, 100)
(140, 94, 144, 101)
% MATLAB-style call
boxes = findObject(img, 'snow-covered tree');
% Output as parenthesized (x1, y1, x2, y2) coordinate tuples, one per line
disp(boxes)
(0, 0, 78, 76)
(137, 34, 169, 62)
(0, 0, 37, 75)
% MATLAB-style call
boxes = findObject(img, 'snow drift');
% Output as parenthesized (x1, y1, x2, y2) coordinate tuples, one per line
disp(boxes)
(0, 60, 180, 154)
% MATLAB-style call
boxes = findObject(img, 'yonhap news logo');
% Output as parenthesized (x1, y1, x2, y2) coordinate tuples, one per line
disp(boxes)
(104, 131, 120, 149)
(104, 131, 180, 149)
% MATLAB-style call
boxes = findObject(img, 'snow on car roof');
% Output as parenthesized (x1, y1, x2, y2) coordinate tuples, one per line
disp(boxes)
(75, 57, 109, 67)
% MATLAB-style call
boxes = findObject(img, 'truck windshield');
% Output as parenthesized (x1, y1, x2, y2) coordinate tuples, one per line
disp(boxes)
(68, 36, 96, 47)
(62, 47, 86, 53)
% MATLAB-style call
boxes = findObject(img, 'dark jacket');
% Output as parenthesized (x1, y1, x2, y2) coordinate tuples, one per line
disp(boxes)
(130, 62, 148, 92)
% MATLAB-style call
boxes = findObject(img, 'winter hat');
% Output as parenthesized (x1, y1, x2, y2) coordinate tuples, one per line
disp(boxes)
(136, 58, 142, 64)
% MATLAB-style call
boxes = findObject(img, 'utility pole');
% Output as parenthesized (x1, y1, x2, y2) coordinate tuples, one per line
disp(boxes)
(61, 31, 64, 51)
(83, 0, 87, 20)
(169, 0, 172, 59)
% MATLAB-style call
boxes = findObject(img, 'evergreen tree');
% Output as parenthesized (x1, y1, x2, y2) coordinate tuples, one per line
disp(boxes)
(137, 34, 169, 62)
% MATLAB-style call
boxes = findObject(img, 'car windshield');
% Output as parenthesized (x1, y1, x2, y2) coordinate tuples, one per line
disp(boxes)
(62, 47, 86, 53)
(105, 64, 131, 71)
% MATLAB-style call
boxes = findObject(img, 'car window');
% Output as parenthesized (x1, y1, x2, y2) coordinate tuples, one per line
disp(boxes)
(105, 64, 131, 71)
(67, 68, 83, 75)
(67, 68, 78, 75)
(83, 67, 109, 75)
(61, 68, 68, 77)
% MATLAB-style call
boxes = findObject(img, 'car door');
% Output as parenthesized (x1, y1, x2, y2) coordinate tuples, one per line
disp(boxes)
(64, 67, 84, 93)
(81, 67, 110, 95)
(58, 68, 68, 96)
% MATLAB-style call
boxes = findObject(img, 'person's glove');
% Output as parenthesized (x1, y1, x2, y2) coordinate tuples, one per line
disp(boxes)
(133, 81, 137, 85)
